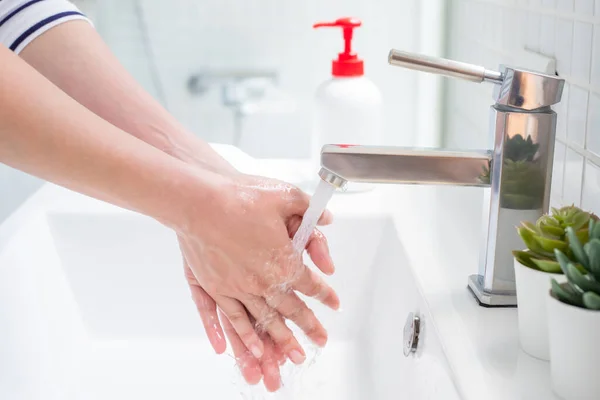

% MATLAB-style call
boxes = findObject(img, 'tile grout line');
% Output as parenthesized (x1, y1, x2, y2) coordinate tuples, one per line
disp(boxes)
(471, 0, 600, 24)
(460, 36, 600, 95)
(583, 25, 595, 166)
(556, 140, 567, 205)
(556, 137, 600, 164)
(461, 34, 600, 94)
(581, 160, 587, 205)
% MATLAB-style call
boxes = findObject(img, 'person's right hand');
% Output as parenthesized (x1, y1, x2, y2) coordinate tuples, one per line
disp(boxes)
(177, 173, 339, 376)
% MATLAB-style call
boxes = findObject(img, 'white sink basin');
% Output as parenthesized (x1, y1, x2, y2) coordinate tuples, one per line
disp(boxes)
(0, 191, 459, 399)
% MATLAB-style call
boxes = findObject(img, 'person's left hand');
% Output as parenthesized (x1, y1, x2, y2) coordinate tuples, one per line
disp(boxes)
(183, 260, 285, 391)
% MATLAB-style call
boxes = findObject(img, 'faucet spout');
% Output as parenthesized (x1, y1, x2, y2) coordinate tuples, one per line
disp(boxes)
(320, 145, 492, 187)
(318, 167, 348, 190)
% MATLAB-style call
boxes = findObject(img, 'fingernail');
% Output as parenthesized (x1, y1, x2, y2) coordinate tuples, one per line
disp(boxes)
(250, 344, 263, 359)
(315, 335, 328, 347)
(327, 256, 335, 275)
(288, 349, 306, 364)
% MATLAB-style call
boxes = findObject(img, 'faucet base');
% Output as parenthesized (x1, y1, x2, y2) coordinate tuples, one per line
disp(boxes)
(467, 275, 517, 307)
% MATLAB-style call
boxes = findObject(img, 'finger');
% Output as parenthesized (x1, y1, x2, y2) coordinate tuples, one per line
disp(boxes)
(259, 334, 282, 392)
(219, 309, 262, 385)
(283, 186, 311, 216)
(286, 215, 303, 239)
(282, 185, 333, 224)
(217, 296, 265, 359)
(243, 296, 306, 365)
(292, 266, 340, 310)
(287, 211, 332, 241)
(265, 290, 328, 348)
(275, 344, 286, 366)
(306, 228, 334, 275)
(181, 254, 228, 354)
(188, 283, 227, 354)
(318, 209, 333, 225)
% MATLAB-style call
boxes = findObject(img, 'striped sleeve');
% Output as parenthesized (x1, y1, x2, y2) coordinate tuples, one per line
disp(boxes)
(0, 0, 91, 54)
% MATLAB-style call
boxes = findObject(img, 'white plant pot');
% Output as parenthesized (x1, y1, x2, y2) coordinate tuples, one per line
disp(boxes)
(547, 293, 600, 400)
(514, 258, 566, 360)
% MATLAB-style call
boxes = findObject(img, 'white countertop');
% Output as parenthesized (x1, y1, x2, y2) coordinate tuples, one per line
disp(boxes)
(0, 144, 559, 400)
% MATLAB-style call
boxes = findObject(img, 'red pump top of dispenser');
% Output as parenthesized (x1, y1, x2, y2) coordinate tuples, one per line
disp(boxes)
(313, 17, 363, 77)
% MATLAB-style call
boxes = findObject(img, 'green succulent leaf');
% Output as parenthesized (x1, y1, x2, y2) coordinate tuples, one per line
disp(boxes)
(575, 228, 589, 244)
(591, 219, 600, 240)
(518, 224, 553, 256)
(551, 279, 584, 307)
(538, 224, 563, 237)
(541, 214, 561, 226)
(512, 250, 539, 270)
(536, 236, 568, 253)
(568, 211, 592, 231)
(554, 249, 572, 274)
(584, 239, 600, 281)
(531, 258, 562, 273)
(566, 226, 590, 270)
(565, 263, 600, 294)
(582, 292, 600, 310)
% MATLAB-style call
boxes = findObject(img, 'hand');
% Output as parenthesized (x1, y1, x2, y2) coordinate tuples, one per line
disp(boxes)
(184, 261, 283, 390)
(181, 206, 334, 391)
(177, 173, 338, 374)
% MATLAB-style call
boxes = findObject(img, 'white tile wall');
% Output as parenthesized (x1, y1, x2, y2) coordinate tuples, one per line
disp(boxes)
(555, 18, 574, 74)
(567, 85, 588, 147)
(557, 0, 574, 12)
(572, 21, 593, 83)
(593, 24, 600, 86)
(576, 0, 595, 15)
(589, 91, 600, 154)
(552, 141, 567, 196)
(564, 148, 585, 205)
(583, 161, 600, 213)
(447, 0, 600, 213)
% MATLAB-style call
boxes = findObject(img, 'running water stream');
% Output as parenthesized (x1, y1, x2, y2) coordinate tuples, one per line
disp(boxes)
(237, 178, 338, 399)
(292, 179, 336, 252)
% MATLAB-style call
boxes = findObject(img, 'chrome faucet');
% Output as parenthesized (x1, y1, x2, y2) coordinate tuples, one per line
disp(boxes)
(188, 69, 279, 146)
(319, 49, 565, 307)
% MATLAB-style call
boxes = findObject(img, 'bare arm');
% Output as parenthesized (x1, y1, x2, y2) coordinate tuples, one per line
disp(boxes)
(18, 20, 235, 174)
(12, 20, 338, 392)
(0, 44, 217, 230)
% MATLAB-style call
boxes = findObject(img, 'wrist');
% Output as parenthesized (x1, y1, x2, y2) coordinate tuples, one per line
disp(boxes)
(146, 123, 238, 176)
(159, 163, 232, 234)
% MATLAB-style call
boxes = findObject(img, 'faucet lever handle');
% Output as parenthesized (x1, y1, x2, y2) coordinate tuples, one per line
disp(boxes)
(388, 49, 503, 84)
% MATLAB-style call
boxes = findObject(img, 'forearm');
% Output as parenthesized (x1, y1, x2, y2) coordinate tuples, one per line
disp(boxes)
(18, 20, 236, 174)
(0, 44, 219, 230)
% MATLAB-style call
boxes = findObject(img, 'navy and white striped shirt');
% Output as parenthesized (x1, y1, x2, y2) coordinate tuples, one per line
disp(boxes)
(0, 0, 89, 53)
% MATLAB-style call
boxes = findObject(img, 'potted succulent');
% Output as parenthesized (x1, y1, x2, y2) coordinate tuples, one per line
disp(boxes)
(512, 206, 596, 360)
(547, 220, 600, 400)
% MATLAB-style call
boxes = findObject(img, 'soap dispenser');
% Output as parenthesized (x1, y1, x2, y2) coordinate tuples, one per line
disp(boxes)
(312, 17, 383, 192)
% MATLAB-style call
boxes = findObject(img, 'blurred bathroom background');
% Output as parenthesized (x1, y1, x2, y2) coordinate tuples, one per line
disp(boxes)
(1, 0, 599, 222)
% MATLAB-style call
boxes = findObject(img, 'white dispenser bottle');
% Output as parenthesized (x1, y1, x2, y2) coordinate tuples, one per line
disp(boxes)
(312, 17, 383, 192)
